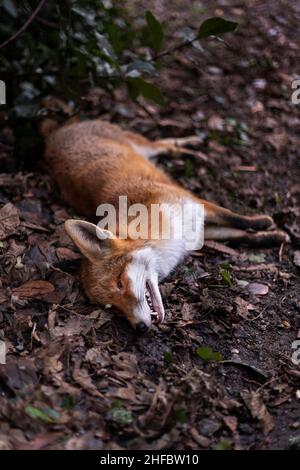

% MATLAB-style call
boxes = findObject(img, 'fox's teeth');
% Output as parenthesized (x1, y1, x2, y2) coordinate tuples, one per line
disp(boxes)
(146, 289, 153, 310)
(151, 312, 159, 324)
(146, 288, 158, 319)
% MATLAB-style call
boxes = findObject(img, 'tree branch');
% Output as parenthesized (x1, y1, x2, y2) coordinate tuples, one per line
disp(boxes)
(0, 0, 47, 51)
(152, 33, 238, 62)
(153, 36, 199, 61)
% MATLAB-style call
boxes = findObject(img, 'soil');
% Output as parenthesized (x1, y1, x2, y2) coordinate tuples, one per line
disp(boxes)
(0, 0, 299, 450)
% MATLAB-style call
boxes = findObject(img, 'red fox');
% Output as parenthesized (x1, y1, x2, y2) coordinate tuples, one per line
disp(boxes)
(44, 119, 287, 332)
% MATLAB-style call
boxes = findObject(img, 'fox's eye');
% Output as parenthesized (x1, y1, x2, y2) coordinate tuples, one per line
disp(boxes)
(117, 275, 123, 290)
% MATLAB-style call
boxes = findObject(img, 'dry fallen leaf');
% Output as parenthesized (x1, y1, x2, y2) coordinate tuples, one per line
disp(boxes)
(52, 317, 92, 338)
(56, 247, 81, 260)
(0, 203, 20, 240)
(112, 353, 138, 379)
(208, 115, 224, 131)
(0, 290, 7, 304)
(0, 433, 12, 450)
(223, 415, 238, 433)
(204, 240, 239, 257)
(190, 427, 210, 448)
(232, 165, 257, 172)
(13, 432, 62, 450)
(85, 347, 111, 368)
(265, 130, 289, 153)
(107, 384, 136, 402)
(72, 361, 102, 397)
(242, 390, 274, 435)
(281, 319, 291, 329)
(234, 297, 257, 318)
(248, 283, 269, 296)
(65, 433, 103, 450)
(250, 100, 264, 113)
(12, 280, 55, 299)
(0, 358, 38, 392)
(293, 251, 300, 268)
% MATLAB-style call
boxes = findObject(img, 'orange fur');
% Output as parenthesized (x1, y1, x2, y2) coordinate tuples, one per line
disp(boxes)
(45, 119, 287, 329)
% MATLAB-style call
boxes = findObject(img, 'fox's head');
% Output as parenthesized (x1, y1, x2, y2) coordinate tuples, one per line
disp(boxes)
(64, 220, 165, 332)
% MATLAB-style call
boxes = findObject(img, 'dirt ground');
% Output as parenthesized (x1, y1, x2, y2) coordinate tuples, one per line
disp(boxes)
(0, 0, 299, 450)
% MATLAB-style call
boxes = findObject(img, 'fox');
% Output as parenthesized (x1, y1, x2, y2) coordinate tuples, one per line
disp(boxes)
(44, 118, 287, 332)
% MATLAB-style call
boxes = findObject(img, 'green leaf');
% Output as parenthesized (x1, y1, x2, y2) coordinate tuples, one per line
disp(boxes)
(198, 17, 238, 38)
(127, 77, 165, 105)
(248, 253, 266, 263)
(184, 159, 193, 178)
(175, 409, 188, 423)
(145, 10, 164, 51)
(214, 439, 233, 450)
(109, 407, 132, 427)
(13, 103, 38, 119)
(125, 60, 156, 77)
(164, 351, 173, 364)
(109, 401, 133, 427)
(25, 405, 59, 423)
(289, 435, 300, 449)
(196, 346, 223, 362)
(61, 394, 76, 409)
(2, 0, 18, 18)
(220, 268, 232, 286)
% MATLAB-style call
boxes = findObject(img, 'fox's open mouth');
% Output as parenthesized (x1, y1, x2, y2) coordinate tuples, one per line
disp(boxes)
(145, 280, 164, 324)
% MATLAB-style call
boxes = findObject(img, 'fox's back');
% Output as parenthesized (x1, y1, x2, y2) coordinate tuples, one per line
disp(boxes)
(45, 120, 174, 217)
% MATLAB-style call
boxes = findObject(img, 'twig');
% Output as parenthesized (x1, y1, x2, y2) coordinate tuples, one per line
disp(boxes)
(152, 33, 239, 63)
(237, 310, 264, 322)
(153, 36, 199, 61)
(220, 360, 268, 380)
(0, 0, 47, 51)
(211, 35, 239, 55)
(4, 70, 120, 81)
(35, 16, 59, 29)
(20, 221, 50, 233)
(278, 242, 285, 262)
(232, 263, 277, 272)
(135, 99, 159, 125)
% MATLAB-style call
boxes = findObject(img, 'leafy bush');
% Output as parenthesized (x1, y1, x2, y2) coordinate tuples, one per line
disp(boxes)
(0, 0, 237, 118)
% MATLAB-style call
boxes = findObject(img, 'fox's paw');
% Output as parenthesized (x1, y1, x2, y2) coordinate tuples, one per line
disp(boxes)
(244, 214, 274, 231)
(230, 230, 290, 247)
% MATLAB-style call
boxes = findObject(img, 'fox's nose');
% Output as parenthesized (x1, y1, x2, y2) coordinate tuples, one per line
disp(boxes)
(136, 321, 148, 333)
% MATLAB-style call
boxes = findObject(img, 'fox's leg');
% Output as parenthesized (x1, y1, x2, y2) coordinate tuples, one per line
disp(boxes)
(204, 226, 288, 246)
(201, 200, 288, 246)
(201, 199, 273, 231)
(155, 136, 204, 148)
(153, 137, 208, 161)
(126, 134, 207, 161)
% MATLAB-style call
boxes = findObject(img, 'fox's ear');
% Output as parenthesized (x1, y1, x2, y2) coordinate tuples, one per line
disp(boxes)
(64, 219, 114, 262)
